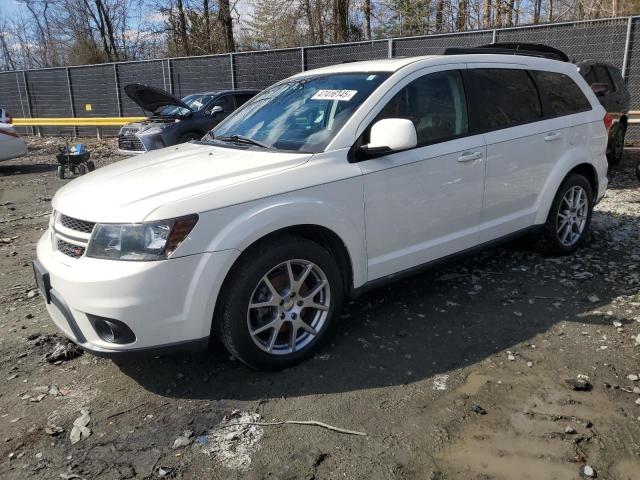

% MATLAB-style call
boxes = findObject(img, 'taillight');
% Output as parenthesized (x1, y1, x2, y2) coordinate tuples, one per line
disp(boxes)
(603, 113, 613, 132)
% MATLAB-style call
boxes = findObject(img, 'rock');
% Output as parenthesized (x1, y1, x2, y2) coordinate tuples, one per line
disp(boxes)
(587, 295, 600, 303)
(526, 361, 534, 368)
(613, 320, 622, 328)
(45, 424, 64, 436)
(470, 404, 487, 415)
(565, 378, 592, 391)
(27, 290, 37, 299)
(633, 387, 640, 394)
(172, 430, 193, 449)
(507, 353, 516, 361)
(157, 467, 173, 477)
(627, 374, 639, 382)
(48, 385, 61, 396)
(581, 464, 596, 478)
(45, 341, 82, 363)
(70, 410, 91, 445)
(69, 425, 91, 445)
(635, 398, 640, 406)
(73, 410, 90, 428)
(565, 426, 576, 434)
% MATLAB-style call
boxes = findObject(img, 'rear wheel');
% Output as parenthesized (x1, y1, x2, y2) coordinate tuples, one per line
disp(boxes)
(215, 236, 344, 370)
(86, 160, 96, 172)
(77, 163, 87, 175)
(540, 173, 593, 255)
(607, 123, 626, 165)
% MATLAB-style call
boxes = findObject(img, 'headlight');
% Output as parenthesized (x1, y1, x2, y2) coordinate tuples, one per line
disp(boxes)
(86, 215, 198, 261)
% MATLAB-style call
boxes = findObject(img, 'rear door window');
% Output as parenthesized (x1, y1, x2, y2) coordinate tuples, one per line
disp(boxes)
(214, 95, 235, 112)
(373, 70, 468, 147)
(530, 70, 592, 117)
(583, 67, 597, 85)
(468, 68, 542, 132)
(233, 94, 255, 108)
(593, 65, 616, 92)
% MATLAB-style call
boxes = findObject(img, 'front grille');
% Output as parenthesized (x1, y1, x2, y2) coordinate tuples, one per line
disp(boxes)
(57, 239, 85, 258)
(118, 129, 144, 151)
(60, 214, 95, 234)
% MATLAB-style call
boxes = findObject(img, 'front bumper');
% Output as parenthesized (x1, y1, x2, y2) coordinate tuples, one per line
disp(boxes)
(36, 230, 238, 356)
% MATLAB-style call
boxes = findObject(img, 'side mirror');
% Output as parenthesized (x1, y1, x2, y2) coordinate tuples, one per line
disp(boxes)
(359, 118, 417, 157)
(208, 105, 224, 116)
(591, 83, 609, 96)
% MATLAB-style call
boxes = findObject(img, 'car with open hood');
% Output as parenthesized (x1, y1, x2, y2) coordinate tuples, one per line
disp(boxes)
(0, 109, 27, 162)
(118, 84, 258, 154)
(35, 48, 608, 369)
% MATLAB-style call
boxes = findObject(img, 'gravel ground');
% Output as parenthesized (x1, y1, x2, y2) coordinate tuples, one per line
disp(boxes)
(0, 137, 639, 480)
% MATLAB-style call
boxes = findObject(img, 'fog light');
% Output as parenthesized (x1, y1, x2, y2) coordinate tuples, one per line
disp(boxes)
(87, 315, 136, 344)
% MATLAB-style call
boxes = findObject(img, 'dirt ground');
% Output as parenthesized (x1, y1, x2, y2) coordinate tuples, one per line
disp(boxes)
(0, 136, 639, 480)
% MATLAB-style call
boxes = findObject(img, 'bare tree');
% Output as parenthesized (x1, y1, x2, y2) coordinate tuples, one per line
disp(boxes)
(333, 0, 349, 41)
(218, 0, 236, 52)
(363, 0, 372, 39)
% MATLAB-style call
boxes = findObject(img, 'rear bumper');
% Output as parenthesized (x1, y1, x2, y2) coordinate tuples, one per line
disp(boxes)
(36, 230, 239, 356)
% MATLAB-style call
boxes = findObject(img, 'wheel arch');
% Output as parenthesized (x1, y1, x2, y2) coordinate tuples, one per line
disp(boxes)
(227, 224, 355, 297)
(534, 154, 599, 225)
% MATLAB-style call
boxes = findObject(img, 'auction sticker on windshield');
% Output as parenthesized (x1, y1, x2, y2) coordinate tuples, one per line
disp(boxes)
(311, 90, 358, 101)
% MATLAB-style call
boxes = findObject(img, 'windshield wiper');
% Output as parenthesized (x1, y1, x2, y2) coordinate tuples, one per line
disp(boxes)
(216, 134, 270, 149)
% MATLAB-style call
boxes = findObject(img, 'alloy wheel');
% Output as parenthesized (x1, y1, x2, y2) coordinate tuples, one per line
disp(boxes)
(246, 259, 330, 355)
(556, 185, 588, 247)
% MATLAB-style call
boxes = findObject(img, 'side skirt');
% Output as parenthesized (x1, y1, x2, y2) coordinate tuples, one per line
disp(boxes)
(351, 225, 544, 298)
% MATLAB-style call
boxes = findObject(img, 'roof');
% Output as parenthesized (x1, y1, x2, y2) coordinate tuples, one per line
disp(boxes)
(292, 53, 577, 79)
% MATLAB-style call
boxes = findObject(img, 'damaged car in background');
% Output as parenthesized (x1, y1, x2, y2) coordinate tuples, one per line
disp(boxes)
(118, 84, 258, 154)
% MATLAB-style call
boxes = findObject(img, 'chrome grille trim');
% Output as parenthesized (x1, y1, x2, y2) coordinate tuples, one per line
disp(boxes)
(53, 212, 94, 259)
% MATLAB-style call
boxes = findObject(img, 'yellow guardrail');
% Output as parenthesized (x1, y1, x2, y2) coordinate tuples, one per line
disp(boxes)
(12, 117, 146, 126)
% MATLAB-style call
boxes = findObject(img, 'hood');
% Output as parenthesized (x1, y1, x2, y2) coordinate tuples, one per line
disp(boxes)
(124, 83, 192, 113)
(52, 143, 312, 222)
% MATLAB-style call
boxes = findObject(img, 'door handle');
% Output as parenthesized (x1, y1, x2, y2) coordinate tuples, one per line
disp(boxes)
(457, 151, 482, 162)
(544, 132, 561, 141)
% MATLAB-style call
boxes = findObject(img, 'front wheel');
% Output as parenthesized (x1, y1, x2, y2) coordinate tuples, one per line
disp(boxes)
(540, 173, 593, 255)
(215, 236, 344, 370)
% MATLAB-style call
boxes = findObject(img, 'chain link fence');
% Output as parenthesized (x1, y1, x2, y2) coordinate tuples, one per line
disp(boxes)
(1, 16, 639, 139)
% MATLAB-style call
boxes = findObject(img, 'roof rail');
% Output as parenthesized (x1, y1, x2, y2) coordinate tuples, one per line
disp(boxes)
(441, 42, 569, 62)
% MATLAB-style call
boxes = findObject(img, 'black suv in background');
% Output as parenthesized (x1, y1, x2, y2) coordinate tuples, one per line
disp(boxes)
(578, 61, 630, 165)
(118, 85, 258, 154)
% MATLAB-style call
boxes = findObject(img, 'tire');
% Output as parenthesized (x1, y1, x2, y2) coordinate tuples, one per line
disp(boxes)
(57, 166, 65, 180)
(540, 173, 593, 256)
(178, 132, 202, 144)
(86, 160, 95, 172)
(215, 235, 344, 370)
(606, 123, 625, 165)
(77, 164, 87, 175)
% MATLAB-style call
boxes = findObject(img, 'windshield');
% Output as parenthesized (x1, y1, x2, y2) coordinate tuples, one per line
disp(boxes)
(158, 94, 215, 116)
(210, 73, 389, 152)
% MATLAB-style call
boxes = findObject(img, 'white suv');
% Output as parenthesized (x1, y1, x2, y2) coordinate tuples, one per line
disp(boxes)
(34, 52, 608, 369)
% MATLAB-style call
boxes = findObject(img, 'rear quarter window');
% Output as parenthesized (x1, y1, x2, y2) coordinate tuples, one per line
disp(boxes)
(468, 68, 542, 132)
(531, 70, 592, 117)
